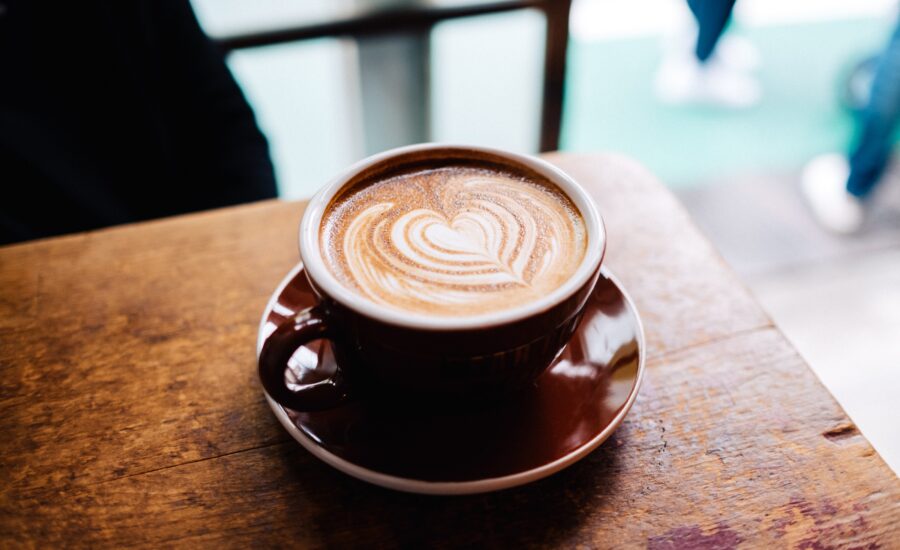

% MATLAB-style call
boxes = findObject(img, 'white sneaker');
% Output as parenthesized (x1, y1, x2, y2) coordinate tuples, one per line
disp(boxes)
(713, 35, 761, 72)
(655, 53, 761, 108)
(656, 18, 761, 107)
(800, 154, 865, 234)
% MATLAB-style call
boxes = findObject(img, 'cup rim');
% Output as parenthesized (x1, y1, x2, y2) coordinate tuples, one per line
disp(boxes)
(298, 143, 606, 331)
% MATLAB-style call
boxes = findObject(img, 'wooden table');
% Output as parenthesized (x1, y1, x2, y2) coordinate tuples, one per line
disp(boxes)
(1, 153, 897, 547)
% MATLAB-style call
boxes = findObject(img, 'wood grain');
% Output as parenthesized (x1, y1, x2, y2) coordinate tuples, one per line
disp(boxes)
(543, 153, 774, 357)
(1, 153, 897, 548)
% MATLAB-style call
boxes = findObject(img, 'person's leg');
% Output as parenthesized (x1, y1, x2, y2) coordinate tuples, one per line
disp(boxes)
(847, 20, 900, 198)
(686, 0, 737, 63)
(656, 0, 758, 108)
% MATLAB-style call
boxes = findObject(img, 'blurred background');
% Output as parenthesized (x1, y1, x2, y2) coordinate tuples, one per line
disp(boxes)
(189, 0, 900, 473)
(192, 0, 894, 197)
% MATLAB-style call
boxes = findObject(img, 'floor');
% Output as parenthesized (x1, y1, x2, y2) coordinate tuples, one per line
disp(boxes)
(563, 16, 892, 187)
(677, 168, 900, 474)
(564, 0, 895, 187)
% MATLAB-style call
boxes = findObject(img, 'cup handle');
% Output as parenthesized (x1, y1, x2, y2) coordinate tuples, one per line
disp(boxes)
(258, 306, 352, 411)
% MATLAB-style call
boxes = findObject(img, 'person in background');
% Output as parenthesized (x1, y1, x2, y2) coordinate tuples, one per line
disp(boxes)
(655, 0, 761, 108)
(801, 20, 900, 234)
(0, 0, 277, 245)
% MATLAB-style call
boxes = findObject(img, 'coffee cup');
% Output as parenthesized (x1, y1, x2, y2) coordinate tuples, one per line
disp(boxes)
(259, 144, 606, 411)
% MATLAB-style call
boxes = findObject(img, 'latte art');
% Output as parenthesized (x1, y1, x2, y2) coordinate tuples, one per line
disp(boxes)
(320, 166, 588, 316)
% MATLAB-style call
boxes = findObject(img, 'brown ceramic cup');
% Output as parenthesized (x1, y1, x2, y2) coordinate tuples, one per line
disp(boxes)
(258, 144, 606, 411)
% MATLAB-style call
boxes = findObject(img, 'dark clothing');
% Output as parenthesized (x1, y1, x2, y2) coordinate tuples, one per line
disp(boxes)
(847, 18, 900, 197)
(0, 0, 277, 245)
(687, 0, 737, 63)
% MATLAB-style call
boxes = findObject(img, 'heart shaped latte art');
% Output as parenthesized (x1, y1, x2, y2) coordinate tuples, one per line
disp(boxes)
(321, 167, 587, 316)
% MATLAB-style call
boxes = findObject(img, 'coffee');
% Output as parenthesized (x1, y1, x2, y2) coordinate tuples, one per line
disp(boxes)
(320, 162, 588, 317)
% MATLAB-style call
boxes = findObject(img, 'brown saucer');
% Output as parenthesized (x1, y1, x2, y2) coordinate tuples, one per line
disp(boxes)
(257, 264, 645, 495)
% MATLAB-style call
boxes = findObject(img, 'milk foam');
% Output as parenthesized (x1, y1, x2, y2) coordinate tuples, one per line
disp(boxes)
(320, 166, 587, 316)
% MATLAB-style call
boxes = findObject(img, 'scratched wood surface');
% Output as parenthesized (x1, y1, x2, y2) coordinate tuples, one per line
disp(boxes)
(1, 153, 897, 548)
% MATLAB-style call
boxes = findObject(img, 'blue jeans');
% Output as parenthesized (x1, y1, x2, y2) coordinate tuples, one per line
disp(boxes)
(687, 0, 737, 62)
(847, 20, 900, 197)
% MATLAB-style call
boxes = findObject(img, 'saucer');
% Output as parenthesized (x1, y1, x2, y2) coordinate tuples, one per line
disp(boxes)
(257, 264, 645, 495)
